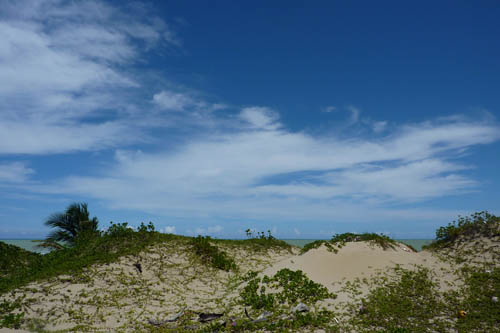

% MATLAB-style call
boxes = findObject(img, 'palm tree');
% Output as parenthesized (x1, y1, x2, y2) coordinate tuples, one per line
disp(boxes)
(39, 203, 99, 250)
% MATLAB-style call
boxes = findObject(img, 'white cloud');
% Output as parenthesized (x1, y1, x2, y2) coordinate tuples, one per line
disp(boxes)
(31, 112, 498, 224)
(0, 163, 34, 182)
(193, 225, 223, 235)
(347, 105, 360, 123)
(153, 91, 195, 111)
(162, 226, 176, 234)
(322, 106, 336, 113)
(240, 107, 280, 130)
(372, 121, 388, 133)
(293, 228, 301, 236)
(0, 0, 174, 155)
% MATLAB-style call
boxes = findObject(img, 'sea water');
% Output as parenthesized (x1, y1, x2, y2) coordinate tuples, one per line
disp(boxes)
(0, 239, 49, 254)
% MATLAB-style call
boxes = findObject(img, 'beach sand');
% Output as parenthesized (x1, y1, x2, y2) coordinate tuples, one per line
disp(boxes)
(1, 236, 497, 331)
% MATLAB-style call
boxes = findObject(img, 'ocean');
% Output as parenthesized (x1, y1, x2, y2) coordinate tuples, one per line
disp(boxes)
(1, 238, 434, 253)
(1, 239, 49, 254)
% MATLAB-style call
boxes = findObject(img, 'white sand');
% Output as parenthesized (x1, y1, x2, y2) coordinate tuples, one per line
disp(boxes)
(4, 237, 496, 331)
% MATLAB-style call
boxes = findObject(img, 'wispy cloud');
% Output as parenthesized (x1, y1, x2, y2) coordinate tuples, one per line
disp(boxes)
(0, 0, 175, 155)
(347, 105, 360, 123)
(0, 163, 34, 183)
(322, 106, 336, 113)
(31, 108, 499, 223)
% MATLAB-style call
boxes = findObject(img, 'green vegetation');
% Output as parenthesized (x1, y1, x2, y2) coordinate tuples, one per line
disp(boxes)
(190, 235, 237, 271)
(1, 210, 499, 331)
(347, 266, 449, 332)
(0, 221, 184, 294)
(452, 266, 500, 331)
(0, 298, 24, 329)
(301, 232, 397, 254)
(0, 241, 43, 279)
(39, 202, 100, 250)
(341, 264, 500, 332)
(424, 211, 500, 250)
(239, 268, 338, 331)
(241, 229, 293, 252)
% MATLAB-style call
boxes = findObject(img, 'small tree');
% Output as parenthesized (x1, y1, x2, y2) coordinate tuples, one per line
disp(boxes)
(39, 203, 99, 250)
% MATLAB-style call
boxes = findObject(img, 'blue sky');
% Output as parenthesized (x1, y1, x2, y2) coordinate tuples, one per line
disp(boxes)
(1, 0, 499, 239)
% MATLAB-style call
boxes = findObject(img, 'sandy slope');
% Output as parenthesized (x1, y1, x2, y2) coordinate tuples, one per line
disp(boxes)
(2, 238, 484, 332)
(263, 242, 457, 306)
(1, 242, 296, 332)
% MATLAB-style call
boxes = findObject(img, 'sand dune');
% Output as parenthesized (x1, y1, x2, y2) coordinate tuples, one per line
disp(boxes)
(2, 236, 497, 331)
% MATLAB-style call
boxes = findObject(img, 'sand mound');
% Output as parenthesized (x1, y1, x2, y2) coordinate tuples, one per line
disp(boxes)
(1, 241, 294, 332)
(431, 234, 500, 266)
(263, 241, 451, 300)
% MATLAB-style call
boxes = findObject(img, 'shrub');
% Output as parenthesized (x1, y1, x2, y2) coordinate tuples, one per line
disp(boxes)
(424, 211, 500, 250)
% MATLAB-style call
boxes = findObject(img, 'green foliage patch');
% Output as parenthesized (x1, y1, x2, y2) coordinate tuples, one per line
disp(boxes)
(424, 211, 500, 250)
(0, 298, 24, 329)
(301, 232, 397, 254)
(239, 268, 337, 331)
(0, 222, 185, 294)
(0, 242, 43, 279)
(190, 236, 237, 271)
(348, 267, 449, 332)
(452, 266, 500, 332)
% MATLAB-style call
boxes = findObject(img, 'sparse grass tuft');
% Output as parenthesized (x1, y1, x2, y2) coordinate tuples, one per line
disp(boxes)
(0, 298, 24, 329)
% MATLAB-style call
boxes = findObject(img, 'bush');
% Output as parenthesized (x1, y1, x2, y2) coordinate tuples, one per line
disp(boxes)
(425, 211, 500, 250)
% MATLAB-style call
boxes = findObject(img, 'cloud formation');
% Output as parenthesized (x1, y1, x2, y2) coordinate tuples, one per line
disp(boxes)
(34, 107, 499, 224)
(0, 163, 34, 183)
(0, 0, 174, 155)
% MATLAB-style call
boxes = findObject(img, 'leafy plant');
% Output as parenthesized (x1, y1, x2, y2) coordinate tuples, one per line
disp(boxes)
(349, 267, 448, 332)
(241, 268, 335, 311)
(239, 268, 337, 331)
(451, 266, 500, 331)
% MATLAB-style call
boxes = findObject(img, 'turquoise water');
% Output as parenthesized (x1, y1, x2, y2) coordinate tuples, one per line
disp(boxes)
(2, 238, 434, 253)
(282, 239, 433, 251)
(0, 239, 49, 254)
